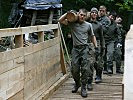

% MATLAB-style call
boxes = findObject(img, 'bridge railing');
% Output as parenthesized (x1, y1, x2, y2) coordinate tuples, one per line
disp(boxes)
(0, 24, 69, 100)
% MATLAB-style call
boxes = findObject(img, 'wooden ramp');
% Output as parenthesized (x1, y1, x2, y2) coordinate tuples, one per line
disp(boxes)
(48, 74, 123, 100)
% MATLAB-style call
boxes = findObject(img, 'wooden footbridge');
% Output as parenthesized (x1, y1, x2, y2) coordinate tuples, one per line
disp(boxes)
(0, 24, 124, 100)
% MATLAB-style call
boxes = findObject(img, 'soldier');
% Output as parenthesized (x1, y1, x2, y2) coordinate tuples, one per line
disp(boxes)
(59, 9, 97, 97)
(104, 11, 122, 74)
(114, 16, 126, 74)
(87, 7, 105, 88)
(98, 5, 111, 74)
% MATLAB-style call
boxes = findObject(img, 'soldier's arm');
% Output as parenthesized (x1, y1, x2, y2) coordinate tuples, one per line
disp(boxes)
(91, 35, 97, 48)
(102, 18, 111, 33)
(58, 13, 69, 25)
(89, 24, 97, 47)
(116, 26, 122, 43)
(99, 25, 105, 48)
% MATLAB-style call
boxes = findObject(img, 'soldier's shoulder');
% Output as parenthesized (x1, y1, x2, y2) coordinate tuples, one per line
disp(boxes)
(85, 21, 92, 26)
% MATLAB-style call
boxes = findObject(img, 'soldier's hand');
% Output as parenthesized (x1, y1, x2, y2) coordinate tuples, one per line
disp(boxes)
(117, 43, 122, 48)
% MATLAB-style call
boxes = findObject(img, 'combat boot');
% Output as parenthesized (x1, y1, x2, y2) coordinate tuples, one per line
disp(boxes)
(72, 83, 80, 93)
(107, 65, 113, 74)
(81, 84, 87, 97)
(103, 70, 108, 74)
(116, 69, 123, 74)
(87, 83, 93, 91)
(87, 79, 93, 91)
(103, 64, 108, 74)
(95, 76, 102, 83)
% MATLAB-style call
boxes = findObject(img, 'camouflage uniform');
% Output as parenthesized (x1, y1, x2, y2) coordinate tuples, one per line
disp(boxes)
(98, 15, 111, 72)
(89, 20, 105, 83)
(70, 22, 94, 85)
(104, 21, 121, 74)
(114, 24, 126, 73)
(88, 43, 95, 84)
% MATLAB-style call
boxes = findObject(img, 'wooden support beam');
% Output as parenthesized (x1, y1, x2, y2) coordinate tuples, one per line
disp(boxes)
(60, 43, 67, 75)
(53, 29, 59, 37)
(40, 73, 70, 100)
(31, 11, 37, 26)
(48, 10, 54, 24)
(15, 35, 23, 48)
(38, 31, 44, 42)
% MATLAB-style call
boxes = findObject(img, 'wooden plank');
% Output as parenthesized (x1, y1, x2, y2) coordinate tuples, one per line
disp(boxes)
(49, 74, 123, 100)
(6, 79, 24, 99)
(0, 28, 21, 38)
(13, 56, 24, 68)
(24, 45, 33, 56)
(21, 24, 58, 35)
(24, 51, 43, 72)
(24, 79, 34, 100)
(8, 89, 24, 100)
(41, 74, 70, 100)
(33, 42, 44, 53)
(37, 24, 58, 32)
(0, 90, 7, 100)
(41, 63, 47, 84)
(0, 24, 58, 38)
(0, 50, 13, 63)
(12, 47, 24, 59)
(8, 66, 24, 87)
(0, 60, 14, 75)
(0, 72, 8, 93)
(60, 43, 67, 75)
(24, 67, 36, 83)
(24, 54, 35, 72)
(0, 47, 24, 63)
(21, 26, 38, 35)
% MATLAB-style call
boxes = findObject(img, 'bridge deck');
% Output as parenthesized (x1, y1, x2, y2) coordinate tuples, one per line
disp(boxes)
(48, 74, 123, 100)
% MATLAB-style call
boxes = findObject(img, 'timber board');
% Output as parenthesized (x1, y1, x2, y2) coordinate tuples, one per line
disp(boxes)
(49, 74, 123, 100)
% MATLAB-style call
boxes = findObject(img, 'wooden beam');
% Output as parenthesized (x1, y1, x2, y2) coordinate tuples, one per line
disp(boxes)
(0, 24, 58, 37)
(0, 28, 21, 38)
(31, 11, 37, 26)
(60, 43, 67, 75)
(40, 73, 70, 100)
(15, 35, 23, 48)
(48, 10, 54, 24)
(38, 31, 44, 42)
(53, 29, 59, 37)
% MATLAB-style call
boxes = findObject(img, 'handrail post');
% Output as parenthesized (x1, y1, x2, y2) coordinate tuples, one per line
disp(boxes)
(38, 31, 44, 42)
(15, 34, 23, 48)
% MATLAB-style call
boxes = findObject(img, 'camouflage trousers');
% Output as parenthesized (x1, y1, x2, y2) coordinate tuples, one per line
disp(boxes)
(114, 43, 122, 70)
(71, 45, 92, 85)
(88, 42, 104, 83)
(103, 41, 114, 71)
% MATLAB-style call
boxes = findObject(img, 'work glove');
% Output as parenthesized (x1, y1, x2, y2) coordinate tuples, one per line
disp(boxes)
(116, 43, 122, 48)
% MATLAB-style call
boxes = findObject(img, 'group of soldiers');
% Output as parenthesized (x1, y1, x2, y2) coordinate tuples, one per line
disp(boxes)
(59, 5, 126, 98)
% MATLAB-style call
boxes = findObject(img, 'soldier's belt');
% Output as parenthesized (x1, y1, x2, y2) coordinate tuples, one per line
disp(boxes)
(73, 45, 87, 48)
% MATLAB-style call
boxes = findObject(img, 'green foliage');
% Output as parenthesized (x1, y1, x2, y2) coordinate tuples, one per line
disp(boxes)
(61, 0, 132, 51)
(0, 0, 11, 28)
(116, 0, 133, 12)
